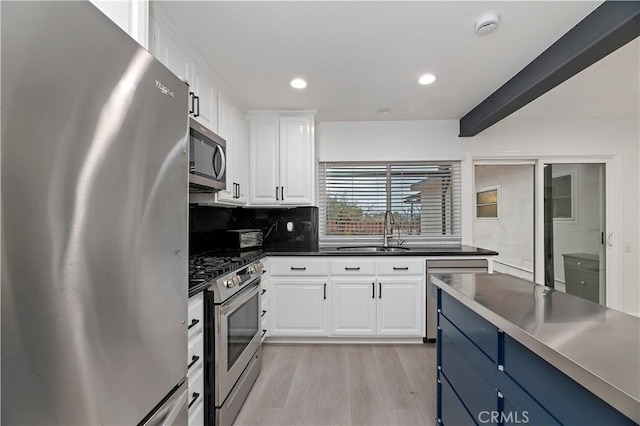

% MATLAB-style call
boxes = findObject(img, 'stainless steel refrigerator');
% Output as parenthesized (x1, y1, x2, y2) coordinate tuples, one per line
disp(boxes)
(2, 2, 189, 424)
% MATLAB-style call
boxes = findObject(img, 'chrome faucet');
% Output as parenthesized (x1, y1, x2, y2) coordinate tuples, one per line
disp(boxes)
(383, 210, 394, 247)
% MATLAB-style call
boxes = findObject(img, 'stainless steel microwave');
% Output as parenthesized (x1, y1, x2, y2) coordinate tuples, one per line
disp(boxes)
(188, 118, 226, 191)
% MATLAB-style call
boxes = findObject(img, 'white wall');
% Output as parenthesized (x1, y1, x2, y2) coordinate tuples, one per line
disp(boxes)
(317, 117, 639, 315)
(474, 165, 535, 281)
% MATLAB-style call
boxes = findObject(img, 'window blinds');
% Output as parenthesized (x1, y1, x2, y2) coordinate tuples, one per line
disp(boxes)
(318, 162, 461, 240)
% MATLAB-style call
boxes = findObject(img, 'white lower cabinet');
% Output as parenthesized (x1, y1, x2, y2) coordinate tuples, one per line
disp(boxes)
(187, 292, 205, 425)
(270, 278, 329, 336)
(376, 277, 423, 337)
(330, 278, 377, 336)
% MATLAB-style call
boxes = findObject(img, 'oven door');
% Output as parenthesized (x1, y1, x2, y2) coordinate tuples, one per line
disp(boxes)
(216, 280, 261, 406)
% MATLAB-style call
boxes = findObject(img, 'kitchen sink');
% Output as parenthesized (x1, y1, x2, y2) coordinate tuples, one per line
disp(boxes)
(335, 246, 410, 252)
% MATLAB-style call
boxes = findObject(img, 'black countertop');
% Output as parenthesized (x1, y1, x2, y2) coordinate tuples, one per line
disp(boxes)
(267, 245, 498, 256)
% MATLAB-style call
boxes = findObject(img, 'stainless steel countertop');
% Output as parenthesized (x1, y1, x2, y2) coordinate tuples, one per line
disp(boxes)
(431, 273, 640, 423)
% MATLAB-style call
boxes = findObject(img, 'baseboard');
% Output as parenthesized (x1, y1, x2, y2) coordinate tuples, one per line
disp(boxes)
(263, 337, 425, 345)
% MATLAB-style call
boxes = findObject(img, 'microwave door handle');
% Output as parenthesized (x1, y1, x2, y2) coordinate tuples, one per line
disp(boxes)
(212, 145, 226, 180)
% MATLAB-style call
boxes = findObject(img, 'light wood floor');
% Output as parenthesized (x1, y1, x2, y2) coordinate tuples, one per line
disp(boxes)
(234, 344, 437, 426)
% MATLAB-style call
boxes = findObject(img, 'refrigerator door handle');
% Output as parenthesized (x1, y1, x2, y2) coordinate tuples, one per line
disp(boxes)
(162, 388, 188, 425)
(141, 379, 188, 426)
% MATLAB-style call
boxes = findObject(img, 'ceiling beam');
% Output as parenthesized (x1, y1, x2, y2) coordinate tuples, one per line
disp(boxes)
(459, 1, 640, 137)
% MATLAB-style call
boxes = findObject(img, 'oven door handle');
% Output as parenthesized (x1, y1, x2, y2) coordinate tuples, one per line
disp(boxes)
(219, 281, 260, 316)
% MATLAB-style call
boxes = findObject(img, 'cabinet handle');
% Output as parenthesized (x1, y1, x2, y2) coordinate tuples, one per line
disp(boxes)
(323, 283, 327, 300)
(379, 282, 381, 299)
(261, 329, 267, 337)
(345, 267, 360, 271)
(261, 310, 267, 317)
(261, 289, 267, 295)
(276, 186, 279, 201)
(281, 186, 284, 201)
(194, 95, 200, 117)
(393, 267, 409, 271)
(187, 355, 200, 370)
(372, 282, 375, 299)
(188, 392, 200, 409)
(189, 92, 195, 114)
(237, 183, 240, 199)
(290, 267, 306, 271)
(187, 318, 200, 330)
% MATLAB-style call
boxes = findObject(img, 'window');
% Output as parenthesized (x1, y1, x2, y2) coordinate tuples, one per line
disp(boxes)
(552, 173, 574, 220)
(318, 162, 461, 241)
(476, 186, 499, 219)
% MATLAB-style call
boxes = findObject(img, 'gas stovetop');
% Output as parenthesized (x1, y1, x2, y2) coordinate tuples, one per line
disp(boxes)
(189, 250, 264, 299)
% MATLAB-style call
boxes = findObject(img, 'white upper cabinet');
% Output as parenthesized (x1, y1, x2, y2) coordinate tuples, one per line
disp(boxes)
(151, 12, 217, 131)
(90, 0, 149, 48)
(215, 91, 247, 205)
(191, 67, 217, 131)
(248, 116, 280, 205)
(248, 112, 316, 206)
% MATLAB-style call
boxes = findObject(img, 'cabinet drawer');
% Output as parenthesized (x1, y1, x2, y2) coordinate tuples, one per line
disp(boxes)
(330, 258, 375, 275)
(188, 368, 204, 417)
(187, 333, 204, 378)
(270, 258, 329, 276)
(188, 292, 204, 338)
(376, 258, 424, 275)
(439, 372, 476, 426)
(440, 292, 498, 362)
(563, 255, 599, 271)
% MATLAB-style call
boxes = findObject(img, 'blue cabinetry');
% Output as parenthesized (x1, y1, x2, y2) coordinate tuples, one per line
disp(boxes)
(436, 289, 634, 426)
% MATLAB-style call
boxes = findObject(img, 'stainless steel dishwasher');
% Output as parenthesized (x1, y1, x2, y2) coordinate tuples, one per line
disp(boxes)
(425, 259, 488, 341)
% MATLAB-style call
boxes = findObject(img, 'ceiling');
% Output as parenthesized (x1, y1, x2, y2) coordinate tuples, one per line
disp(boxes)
(153, 1, 638, 123)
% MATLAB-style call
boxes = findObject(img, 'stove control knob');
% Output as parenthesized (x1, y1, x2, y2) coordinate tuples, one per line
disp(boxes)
(248, 265, 255, 274)
(234, 276, 242, 286)
(225, 279, 235, 288)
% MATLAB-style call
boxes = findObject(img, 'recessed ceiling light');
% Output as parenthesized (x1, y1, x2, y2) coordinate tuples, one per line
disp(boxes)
(290, 78, 307, 89)
(376, 107, 392, 115)
(418, 74, 436, 85)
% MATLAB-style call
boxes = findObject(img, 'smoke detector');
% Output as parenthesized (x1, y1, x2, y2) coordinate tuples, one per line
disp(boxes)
(475, 13, 500, 36)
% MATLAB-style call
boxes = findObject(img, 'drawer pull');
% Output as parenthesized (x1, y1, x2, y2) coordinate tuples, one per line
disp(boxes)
(393, 266, 409, 271)
(187, 318, 200, 330)
(188, 392, 200, 409)
(261, 329, 267, 337)
(261, 310, 267, 317)
(187, 355, 200, 370)
(261, 289, 267, 295)
(345, 267, 360, 271)
(379, 282, 382, 299)
(291, 267, 306, 271)
(372, 282, 375, 299)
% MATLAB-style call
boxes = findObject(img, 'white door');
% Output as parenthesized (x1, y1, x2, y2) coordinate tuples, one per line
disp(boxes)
(270, 278, 329, 336)
(330, 278, 376, 336)
(248, 116, 280, 205)
(279, 116, 313, 205)
(376, 277, 423, 337)
(152, 23, 190, 83)
(234, 110, 247, 203)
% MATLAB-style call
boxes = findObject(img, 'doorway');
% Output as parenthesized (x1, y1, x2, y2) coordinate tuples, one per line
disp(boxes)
(544, 163, 606, 305)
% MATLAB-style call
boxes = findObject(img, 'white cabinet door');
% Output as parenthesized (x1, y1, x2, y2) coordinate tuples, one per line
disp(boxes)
(270, 278, 329, 336)
(191, 65, 217, 131)
(216, 91, 236, 203)
(248, 116, 279, 205)
(330, 278, 376, 336)
(376, 277, 423, 337)
(279, 116, 314, 205)
(152, 22, 190, 82)
(234, 110, 248, 203)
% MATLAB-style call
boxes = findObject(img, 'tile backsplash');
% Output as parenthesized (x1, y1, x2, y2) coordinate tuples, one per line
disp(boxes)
(190, 206, 318, 255)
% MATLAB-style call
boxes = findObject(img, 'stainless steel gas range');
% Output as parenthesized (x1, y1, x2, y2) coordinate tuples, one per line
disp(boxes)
(189, 251, 264, 426)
